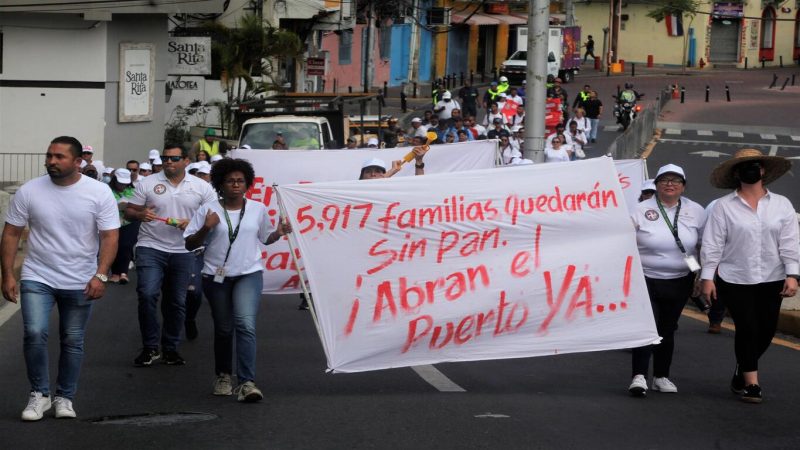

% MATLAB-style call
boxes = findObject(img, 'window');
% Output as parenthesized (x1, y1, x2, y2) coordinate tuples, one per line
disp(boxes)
(379, 25, 391, 60)
(339, 30, 352, 65)
(761, 7, 775, 49)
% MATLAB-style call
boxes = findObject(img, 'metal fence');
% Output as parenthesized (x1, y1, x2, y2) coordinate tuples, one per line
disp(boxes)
(607, 88, 671, 160)
(0, 153, 46, 188)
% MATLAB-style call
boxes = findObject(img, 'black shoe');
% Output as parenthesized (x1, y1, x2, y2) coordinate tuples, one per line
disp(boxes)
(185, 320, 198, 341)
(591, 138, 596, 143)
(730, 365, 745, 395)
(298, 295, 309, 310)
(134, 348, 161, 367)
(162, 350, 186, 365)
(741, 384, 762, 404)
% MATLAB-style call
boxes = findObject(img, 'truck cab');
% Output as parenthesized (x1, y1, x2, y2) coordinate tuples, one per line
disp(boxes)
(499, 26, 581, 84)
(238, 116, 335, 150)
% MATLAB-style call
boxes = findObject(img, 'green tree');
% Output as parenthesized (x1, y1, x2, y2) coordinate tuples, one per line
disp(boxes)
(203, 14, 303, 137)
(646, 0, 701, 72)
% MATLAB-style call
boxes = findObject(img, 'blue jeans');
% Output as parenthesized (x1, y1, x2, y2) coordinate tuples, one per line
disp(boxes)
(20, 280, 93, 400)
(135, 246, 194, 351)
(203, 271, 263, 383)
(588, 118, 600, 141)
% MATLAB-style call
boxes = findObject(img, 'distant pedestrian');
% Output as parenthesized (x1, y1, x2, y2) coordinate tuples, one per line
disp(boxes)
(628, 164, 706, 397)
(125, 144, 217, 367)
(1, 136, 119, 421)
(583, 91, 603, 143)
(583, 35, 595, 63)
(109, 168, 139, 285)
(458, 80, 480, 119)
(185, 158, 292, 403)
(701, 149, 798, 404)
(544, 135, 572, 163)
(433, 91, 460, 121)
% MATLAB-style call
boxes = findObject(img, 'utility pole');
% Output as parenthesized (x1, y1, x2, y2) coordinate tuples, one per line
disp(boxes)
(524, 0, 549, 163)
(564, 0, 574, 26)
(406, 0, 420, 95)
(363, 1, 375, 93)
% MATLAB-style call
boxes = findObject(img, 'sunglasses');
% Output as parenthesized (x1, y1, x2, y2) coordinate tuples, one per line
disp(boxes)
(160, 155, 184, 162)
(82, 151, 93, 155)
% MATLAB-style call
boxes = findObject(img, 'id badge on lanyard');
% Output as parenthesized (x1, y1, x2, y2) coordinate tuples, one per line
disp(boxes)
(214, 200, 246, 283)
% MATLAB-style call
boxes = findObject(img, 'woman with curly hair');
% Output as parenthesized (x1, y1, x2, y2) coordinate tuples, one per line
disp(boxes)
(184, 158, 291, 402)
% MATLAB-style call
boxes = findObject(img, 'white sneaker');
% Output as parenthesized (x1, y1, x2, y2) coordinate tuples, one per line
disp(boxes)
(53, 396, 76, 419)
(652, 377, 678, 393)
(21, 392, 51, 421)
(234, 381, 263, 403)
(213, 374, 233, 396)
(628, 374, 648, 397)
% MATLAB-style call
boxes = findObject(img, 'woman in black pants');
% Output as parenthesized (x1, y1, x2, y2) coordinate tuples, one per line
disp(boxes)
(628, 164, 706, 397)
(109, 168, 139, 284)
(701, 148, 798, 403)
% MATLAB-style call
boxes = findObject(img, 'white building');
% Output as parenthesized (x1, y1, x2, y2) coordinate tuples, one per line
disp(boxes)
(0, 0, 224, 182)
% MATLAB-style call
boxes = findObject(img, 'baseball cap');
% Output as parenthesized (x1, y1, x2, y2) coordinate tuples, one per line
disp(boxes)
(114, 168, 132, 184)
(211, 154, 223, 163)
(103, 167, 114, 175)
(361, 158, 387, 171)
(499, 93, 507, 98)
(367, 137, 379, 147)
(240, 144, 252, 150)
(641, 179, 656, 192)
(152, 157, 163, 166)
(656, 164, 686, 182)
(499, 76, 508, 82)
(197, 165, 211, 175)
(411, 117, 422, 123)
(82, 145, 94, 154)
(493, 117, 503, 124)
(442, 91, 452, 100)
(204, 128, 216, 137)
(139, 162, 152, 171)
(148, 149, 160, 159)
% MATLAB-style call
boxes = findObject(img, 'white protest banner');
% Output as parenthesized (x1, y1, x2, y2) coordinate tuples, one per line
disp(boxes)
(614, 159, 646, 212)
(276, 157, 659, 373)
(230, 141, 498, 293)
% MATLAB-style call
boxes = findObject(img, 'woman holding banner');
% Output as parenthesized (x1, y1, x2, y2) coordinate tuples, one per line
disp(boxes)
(184, 158, 291, 403)
(628, 164, 706, 397)
(700, 149, 798, 403)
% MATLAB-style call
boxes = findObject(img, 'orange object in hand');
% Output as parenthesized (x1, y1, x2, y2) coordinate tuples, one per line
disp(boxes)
(403, 145, 429, 163)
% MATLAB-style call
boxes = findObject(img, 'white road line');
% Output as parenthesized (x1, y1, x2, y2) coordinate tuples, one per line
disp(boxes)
(769, 145, 779, 156)
(791, 136, 800, 142)
(603, 126, 618, 132)
(411, 365, 466, 392)
(728, 131, 744, 138)
(0, 302, 21, 328)
(658, 138, 800, 149)
(697, 130, 713, 136)
(665, 129, 681, 135)
(760, 134, 777, 140)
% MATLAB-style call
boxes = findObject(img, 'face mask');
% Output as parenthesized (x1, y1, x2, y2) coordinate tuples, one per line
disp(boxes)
(737, 162, 762, 184)
(102, 175, 112, 183)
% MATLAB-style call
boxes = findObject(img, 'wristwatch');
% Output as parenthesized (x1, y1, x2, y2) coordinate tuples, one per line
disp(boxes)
(415, 163, 425, 169)
(94, 273, 108, 283)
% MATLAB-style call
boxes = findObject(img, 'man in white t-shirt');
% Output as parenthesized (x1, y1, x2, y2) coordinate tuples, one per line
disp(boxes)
(1, 136, 120, 421)
(125, 144, 217, 367)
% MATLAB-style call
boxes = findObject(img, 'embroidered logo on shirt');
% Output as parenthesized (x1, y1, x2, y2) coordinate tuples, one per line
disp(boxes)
(644, 210, 659, 221)
(154, 184, 167, 195)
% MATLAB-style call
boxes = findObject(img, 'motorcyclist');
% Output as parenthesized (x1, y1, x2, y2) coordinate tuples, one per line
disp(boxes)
(619, 83, 640, 103)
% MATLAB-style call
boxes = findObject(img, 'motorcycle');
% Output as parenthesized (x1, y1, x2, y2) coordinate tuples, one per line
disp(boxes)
(612, 92, 644, 131)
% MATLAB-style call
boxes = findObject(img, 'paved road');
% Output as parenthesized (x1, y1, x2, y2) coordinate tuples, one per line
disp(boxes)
(1, 279, 799, 449)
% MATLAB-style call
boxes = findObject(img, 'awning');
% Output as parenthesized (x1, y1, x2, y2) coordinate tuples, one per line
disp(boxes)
(451, 12, 501, 26)
(489, 14, 528, 26)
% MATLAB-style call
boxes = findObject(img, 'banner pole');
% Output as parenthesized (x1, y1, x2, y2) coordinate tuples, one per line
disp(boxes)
(272, 184, 332, 367)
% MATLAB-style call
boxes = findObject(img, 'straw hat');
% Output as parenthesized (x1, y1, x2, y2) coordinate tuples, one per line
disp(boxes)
(710, 148, 791, 189)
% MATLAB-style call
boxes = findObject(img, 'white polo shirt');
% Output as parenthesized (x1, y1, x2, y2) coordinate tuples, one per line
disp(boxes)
(632, 196, 706, 279)
(5, 175, 120, 290)
(129, 171, 217, 253)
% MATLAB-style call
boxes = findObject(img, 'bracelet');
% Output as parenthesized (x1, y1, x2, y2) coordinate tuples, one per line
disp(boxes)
(415, 163, 425, 169)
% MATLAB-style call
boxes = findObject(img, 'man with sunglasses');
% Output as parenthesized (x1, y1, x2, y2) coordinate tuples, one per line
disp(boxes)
(125, 160, 140, 187)
(125, 144, 217, 367)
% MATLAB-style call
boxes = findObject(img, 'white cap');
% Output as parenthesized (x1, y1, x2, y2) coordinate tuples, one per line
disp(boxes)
(240, 144, 252, 150)
(92, 161, 105, 177)
(499, 93, 507, 98)
(211, 154, 223, 163)
(656, 164, 686, 181)
(148, 149, 160, 159)
(139, 162, 152, 171)
(415, 128, 428, 138)
(114, 168, 132, 184)
(152, 157, 163, 166)
(361, 158, 387, 171)
(196, 161, 211, 171)
(187, 162, 199, 172)
(82, 145, 94, 154)
(511, 125, 522, 133)
(367, 137, 379, 147)
(80, 160, 87, 169)
(103, 167, 114, 175)
(411, 117, 422, 123)
(522, 80, 527, 84)
(197, 165, 211, 175)
(641, 179, 656, 191)
(499, 76, 508, 82)
(442, 91, 452, 99)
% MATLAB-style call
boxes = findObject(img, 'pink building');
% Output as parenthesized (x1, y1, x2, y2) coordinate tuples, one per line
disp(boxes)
(320, 24, 390, 92)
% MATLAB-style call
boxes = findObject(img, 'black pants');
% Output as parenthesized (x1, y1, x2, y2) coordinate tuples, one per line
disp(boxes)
(110, 221, 140, 275)
(632, 274, 694, 378)
(717, 277, 783, 372)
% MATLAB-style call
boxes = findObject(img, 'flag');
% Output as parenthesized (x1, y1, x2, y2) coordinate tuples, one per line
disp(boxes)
(665, 13, 684, 37)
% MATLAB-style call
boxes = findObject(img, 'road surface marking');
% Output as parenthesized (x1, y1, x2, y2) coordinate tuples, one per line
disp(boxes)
(791, 136, 800, 142)
(0, 302, 20, 328)
(690, 150, 730, 158)
(475, 413, 510, 419)
(665, 129, 681, 135)
(728, 131, 744, 138)
(769, 145, 779, 156)
(659, 138, 800, 149)
(682, 309, 800, 351)
(603, 126, 618, 132)
(760, 133, 777, 140)
(411, 365, 466, 392)
(697, 130, 713, 136)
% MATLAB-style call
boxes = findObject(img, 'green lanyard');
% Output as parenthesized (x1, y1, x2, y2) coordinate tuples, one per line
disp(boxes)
(221, 198, 246, 266)
(656, 197, 687, 254)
